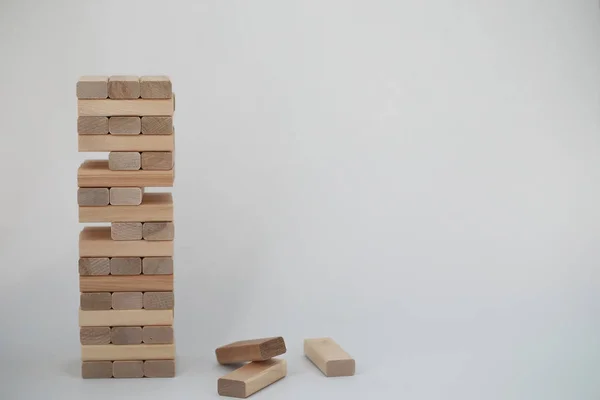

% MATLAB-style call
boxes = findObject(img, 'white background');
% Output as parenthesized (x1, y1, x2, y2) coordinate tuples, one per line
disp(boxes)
(0, 1, 599, 398)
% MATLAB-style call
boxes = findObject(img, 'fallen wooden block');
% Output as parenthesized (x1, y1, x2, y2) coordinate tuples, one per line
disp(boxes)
(113, 360, 143, 378)
(80, 274, 173, 292)
(79, 133, 174, 152)
(79, 309, 173, 327)
(78, 160, 174, 187)
(140, 76, 172, 99)
(110, 327, 143, 345)
(143, 222, 174, 241)
(108, 75, 140, 99)
(141, 151, 173, 170)
(109, 187, 143, 206)
(80, 292, 112, 310)
(216, 337, 286, 365)
(80, 192, 172, 223)
(79, 257, 110, 275)
(79, 226, 173, 257)
(142, 326, 174, 344)
(82, 361, 112, 378)
(144, 360, 175, 378)
(143, 292, 174, 310)
(80, 327, 111, 345)
(78, 98, 174, 117)
(218, 359, 287, 398)
(81, 343, 175, 361)
(108, 152, 141, 171)
(304, 338, 355, 377)
(77, 76, 108, 99)
(142, 257, 173, 275)
(112, 292, 143, 309)
(77, 188, 109, 206)
(109, 117, 141, 135)
(78, 116, 109, 134)
(111, 222, 143, 241)
(110, 257, 142, 275)
(141, 116, 173, 135)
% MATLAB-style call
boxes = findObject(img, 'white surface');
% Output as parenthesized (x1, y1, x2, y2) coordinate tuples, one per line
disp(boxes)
(0, 0, 599, 398)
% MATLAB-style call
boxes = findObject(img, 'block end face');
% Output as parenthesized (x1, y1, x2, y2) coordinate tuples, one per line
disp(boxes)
(259, 337, 287, 360)
(218, 378, 246, 398)
(325, 359, 355, 377)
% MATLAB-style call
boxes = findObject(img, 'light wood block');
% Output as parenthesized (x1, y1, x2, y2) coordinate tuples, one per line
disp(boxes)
(80, 226, 173, 257)
(80, 327, 111, 345)
(82, 361, 112, 378)
(80, 275, 173, 292)
(140, 76, 172, 99)
(79, 309, 173, 327)
(109, 152, 141, 171)
(79, 258, 110, 275)
(141, 152, 173, 170)
(143, 292, 174, 310)
(141, 116, 173, 135)
(143, 222, 174, 241)
(304, 338, 355, 377)
(112, 292, 143, 310)
(111, 222, 143, 241)
(218, 359, 287, 398)
(78, 160, 174, 187)
(78, 116, 108, 134)
(77, 188, 109, 206)
(216, 337, 286, 365)
(110, 257, 142, 275)
(81, 344, 175, 361)
(79, 134, 174, 152)
(111, 327, 143, 345)
(77, 76, 108, 99)
(80, 292, 112, 310)
(113, 361, 144, 378)
(78, 98, 174, 117)
(110, 187, 143, 205)
(109, 117, 141, 135)
(108, 75, 140, 99)
(80, 192, 172, 223)
(144, 360, 175, 378)
(143, 326, 174, 344)
(142, 257, 173, 275)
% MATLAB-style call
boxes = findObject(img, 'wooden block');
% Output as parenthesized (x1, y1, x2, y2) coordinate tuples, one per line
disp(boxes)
(79, 226, 173, 257)
(78, 98, 174, 117)
(79, 257, 110, 275)
(79, 309, 173, 327)
(140, 76, 172, 99)
(141, 152, 173, 170)
(78, 160, 174, 188)
(143, 222, 174, 241)
(109, 152, 141, 171)
(143, 292, 174, 310)
(79, 134, 174, 152)
(80, 275, 173, 292)
(81, 344, 175, 361)
(80, 292, 112, 310)
(77, 76, 108, 99)
(111, 222, 143, 241)
(113, 360, 144, 378)
(110, 257, 142, 275)
(108, 117, 141, 135)
(142, 257, 173, 275)
(80, 192, 172, 223)
(216, 337, 286, 365)
(142, 326, 174, 344)
(108, 75, 140, 99)
(82, 361, 113, 378)
(111, 327, 143, 345)
(80, 327, 111, 345)
(144, 360, 175, 378)
(109, 187, 143, 206)
(112, 292, 143, 309)
(141, 116, 173, 135)
(78, 116, 108, 134)
(304, 338, 355, 377)
(218, 359, 287, 398)
(77, 188, 109, 206)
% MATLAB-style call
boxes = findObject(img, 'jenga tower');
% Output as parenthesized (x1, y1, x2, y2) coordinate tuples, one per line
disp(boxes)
(76, 76, 175, 379)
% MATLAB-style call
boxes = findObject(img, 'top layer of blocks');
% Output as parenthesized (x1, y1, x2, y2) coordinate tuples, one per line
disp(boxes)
(77, 76, 172, 99)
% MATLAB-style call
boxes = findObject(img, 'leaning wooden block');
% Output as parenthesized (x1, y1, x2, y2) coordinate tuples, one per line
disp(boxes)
(79, 309, 173, 327)
(143, 222, 174, 241)
(110, 257, 142, 275)
(110, 187, 143, 206)
(80, 192, 172, 223)
(77, 188, 109, 206)
(218, 359, 287, 398)
(81, 344, 175, 361)
(78, 116, 108, 134)
(113, 360, 143, 378)
(143, 326, 174, 344)
(109, 152, 141, 171)
(216, 337, 286, 365)
(80, 327, 111, 345)
(78, 98, 174, 117)
(144, 360, 175, 378)
(112, 292, 143, 309)
(78, 160, 174, 188)
(142, 257, 173, 275)
(304, 338, 355, 377)
(80, 292, 112, 310)
(141, 152, 173, 170)
(111, 222, 143, 241)
(141, 116, 173, 135)
(140, 76, 172, 99)
(109, 117, 141, 135)
(79, 132, 174, 152)
(79, 257, 110, 275)
(80, 275, 173, 292)
(77, 76, 108, 99)
(108, 75, 140, 99)
(143, 292, 174, 310)
(82, 361, 112, 378)
(111, 327, 143, 345)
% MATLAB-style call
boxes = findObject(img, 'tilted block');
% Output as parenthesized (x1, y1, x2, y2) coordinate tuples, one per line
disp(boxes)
(108, 76, 140, 99)
(80, 327, 111, 345)
(108, 152, 141, 171)
(143, 360, 175, 378)
(80, 292, 112, 310)
(80, 192, 172, 223)
(216, 337, 286, 365)
(113, 360, 144, 379)
(110, 257, 142, 275)
(82, 361, 112, 378)
(79, 258, 110, 275)
(109, 187, 143, 206)
(112, 292, 143, 310)
(79, 133, 174, 152)
(109, 117, 141, 135)
(141, 116, 173, 135)
(143, 292, 174, 310)
(141, 152, 173, 170)
(79, 309, 173, 327)
(78, 116, 108, 134)
(142, 326, 174, 344)
(77, 188, 109, 206)
(142, 257, 173, 275)
(110, 327, 143, 345)
(143, 222, 174, 241)
(80, 275, 173, 292)
(218, 359, 287, 398)
(140, 76, 172, 99)
(77, 76, 108, 99)
(79, 226, 173, 257)
(111, 222, 143, 241)
(304, 338, 355, 377)
(78, 160, 174, 188)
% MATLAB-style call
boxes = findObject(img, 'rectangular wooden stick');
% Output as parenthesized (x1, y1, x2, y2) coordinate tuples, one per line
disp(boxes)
(109, 117, 141, 134)
(142, 222, 174, 241)
(78, 98, 174, 116)
(78, 160, 174, 187)
(79, 258, 110, 275)
(78, 116, 109, 134)
(113, 361, 143, 378)
(141, 152, 173, 170)
(143, 292, 174, 310)
(82, 361, 112, 378)
(141, 116, 173, 135)
(80, 275, 173, 292)
(108, 152, 141, 171)
(108, 75, 140, 99)
(77, 76, 108, 99)
(218, 359, 287, 398)
(142, 326, 174, 344)
(112, 292, 143, 309)
(79, 309, 173, 327)
(80, 292, 112, 310)
(143, 360, 175, 378)
(109, 187, 143, 205)
(142, 257, 173, 275)
(77, 188, 109, 206)
(111, 222, 143, 241)
(80, 327, 111, 345)
(79, 226, 173, 257)
(110, 327, 143, 345)
(110, 257, 142, 275)
(80, 192, 172, 223)
(79, 134, 174, 152)
(140, 76, 172, 99)
(216, 337, 286, 365)
(81, 344, 175, 361)
(304, 338, 355, 377)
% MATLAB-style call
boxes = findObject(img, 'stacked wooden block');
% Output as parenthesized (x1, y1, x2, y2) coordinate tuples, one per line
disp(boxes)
(77, 76, 176, 379)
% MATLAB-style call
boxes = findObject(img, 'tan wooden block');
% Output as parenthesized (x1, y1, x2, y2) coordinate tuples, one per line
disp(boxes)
(111, 327, 143, 345)
(140, 76, 172, 99)
(78, 98, 174, 117)
(79, 309, 173, 327)
(216, 337, 286, 365)
(141, 152, 173, 171)
(80, 327, 111, 345)
(144, 360, 175, 378)
(79, 134, 174, 152)
(304, 338, 355, 377)
(77, 188, 109, 206)
(78, 160, 174, 188)
(80, 292, 112, 310)
(79, 257, 110, 275)
(81, 344, 175, 361)
(108, 75, 140, 99)
(78, 116, 109, 134)
(82, 361, 113, 378)
(141, 116, 173, 135)
(113, 360, 143, 378)
(108, 152, 141, 171)
(112, 292, 143, 310)
(142, 326, 174, 344)
(80, 192, 172, 223)
(142, 257, 173, 275)
(111, 222, 143, 241)
(79, 226, 173, 257)
(80, 275, 173, 292)
(77, 76, 108, 99)
(218, 359, 287, 398)
(109, 187, 143, 206)
(110, 257, 142, 275)
(143, 222, 174, 241)
(143, 292, 174, 310)
(108, 117, 141, 135)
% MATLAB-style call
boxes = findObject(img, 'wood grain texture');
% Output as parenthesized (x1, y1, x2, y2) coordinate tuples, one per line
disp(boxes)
(80, 275, 173, 292)
(80, 327, 111, 345)
(110, 327, 143, 345)
(112, 292, 143, 310)
(77, 188, 109, 206)
(78, 160, 174, 187)
(80, 192, 172, 223)
(142, 257, 173, 275)
(82, 361, 113, 378)
(79, 258, 110, 275)
(143, 360, 175, 378)
(143, 292, 174, 310)
(108, 117, 141, 135)
(108, 76, 140, 99)
(78, 98, 174, 117)
(143, 222, 174, 241)
(78, 116, 108, 134)
(218, 359, 287, 398)
(141, 152, 173, 170)
(79, 134, 174, 152)
(108, 152, 141, 171)
(142, 326, 174, 344)
(216, 337, 286, 365)
(113, 361, 143, 378)
(79, 226, 173, 257)
(79, 309, 174, 327)
(304, 338, 355, 377)
(110, 257, 142, 275)
(141, 116, 173, 135)
(81, 344, 175, 361)
(140, 76, 172, 99)
(77, 76, 108, 99)
(111, 222, 143, 241)
(80, 292, 112, 310)
(109, 187, 143, 205)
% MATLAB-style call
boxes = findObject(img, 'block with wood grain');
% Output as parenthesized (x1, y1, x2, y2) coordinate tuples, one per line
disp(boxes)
(218, 359, 287, 398)
(216, 337, 286, 365)
(304, 337, 355, 377)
